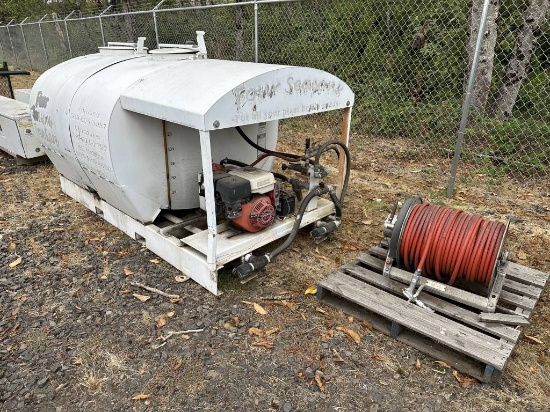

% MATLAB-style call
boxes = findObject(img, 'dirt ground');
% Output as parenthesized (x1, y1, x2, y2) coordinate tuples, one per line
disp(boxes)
(1, 73, 549, 412)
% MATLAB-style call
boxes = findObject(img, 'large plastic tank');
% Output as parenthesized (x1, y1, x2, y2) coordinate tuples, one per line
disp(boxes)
(30, 49, 353, 223)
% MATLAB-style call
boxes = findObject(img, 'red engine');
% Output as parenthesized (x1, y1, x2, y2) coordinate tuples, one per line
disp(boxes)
(232, 195, 276, 232)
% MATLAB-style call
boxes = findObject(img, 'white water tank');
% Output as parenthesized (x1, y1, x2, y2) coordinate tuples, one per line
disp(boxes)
(30, 50, 354, 223)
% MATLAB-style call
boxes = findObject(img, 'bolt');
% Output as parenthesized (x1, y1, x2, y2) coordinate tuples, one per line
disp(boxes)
(213, 120, 220, 128)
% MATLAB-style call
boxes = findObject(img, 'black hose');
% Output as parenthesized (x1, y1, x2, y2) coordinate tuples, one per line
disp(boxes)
(313, 140, 351, 205)
(220, 158, 288, 182)
(268, 185, 328, 260)
(235, 126, 301, 159)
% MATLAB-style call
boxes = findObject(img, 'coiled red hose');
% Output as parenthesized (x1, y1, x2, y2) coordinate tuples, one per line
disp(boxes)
(399, 203, 505, 286)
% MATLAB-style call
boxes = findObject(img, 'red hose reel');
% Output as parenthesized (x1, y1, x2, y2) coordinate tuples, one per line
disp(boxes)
(388, 198, 507, 288)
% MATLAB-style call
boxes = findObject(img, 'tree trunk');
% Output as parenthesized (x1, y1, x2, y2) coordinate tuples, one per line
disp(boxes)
(492, 0, 549, 120)
(235, 2, 244, 61)
(466, 0, 500, 113)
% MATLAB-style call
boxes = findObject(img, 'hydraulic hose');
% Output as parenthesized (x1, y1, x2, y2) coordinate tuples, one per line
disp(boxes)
(398, 203, 505, 286)
(235, 126, 301, 159)
(233, 185, 332, 278)
(313, 140, 351, 205)
(219, 158, 288, 182)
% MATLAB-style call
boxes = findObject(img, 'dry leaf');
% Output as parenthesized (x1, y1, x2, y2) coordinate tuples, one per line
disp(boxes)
(248, 327, 264, 337)
(169, 298, 180, 304)
(119, 289, 132, 294)
(452, 370, 477, 387)
(224, 322, 233, 330)
(156, 316, 167, 328)
(336, 326, 360, 343)
(362, 220, 373, 225)
(180, 334, 190, 340)
(524, 335, 543, 345)
(304, 285, 317, 295)
(316, 307, 328, 315)
(518, 251, 527, 260)
(315, 375, 325, 391)
(252, 340, 273, 349)
(415, 358, 421, 369)
(314, 254, 328, 261)
(265, 327, 280, 337)
(300, 312, 307, 321)
(124, 267, 134, 276)
(434, 360, 451, 368)
(150, 258, 160, 264)
(133, 293, 151, 302)
(253, 302, 267, 315)
(347, 316, 354, 323)
(241, 300, 254, 305)
(360, 320, 373, 329)
(131, 394, 150, 401)
(9, 257, 22, 268)
(166, 311, 175, 318)
(332, 349, 345, 362)
(100, 274, 108, 280)
(370, 353, 383, 361)
(232, 316, 240, 327)
(173, 360, 184, 371)
(7, 243, 16, 253)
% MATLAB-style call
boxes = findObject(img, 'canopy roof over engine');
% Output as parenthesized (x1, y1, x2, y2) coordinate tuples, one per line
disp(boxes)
(120, 59, 354, 131)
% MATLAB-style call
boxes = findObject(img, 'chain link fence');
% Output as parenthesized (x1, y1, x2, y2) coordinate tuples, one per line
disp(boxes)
(0, 0, 548, 203)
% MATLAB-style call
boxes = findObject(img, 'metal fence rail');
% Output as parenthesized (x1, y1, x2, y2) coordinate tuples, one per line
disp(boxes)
(0, 0, 548, 201)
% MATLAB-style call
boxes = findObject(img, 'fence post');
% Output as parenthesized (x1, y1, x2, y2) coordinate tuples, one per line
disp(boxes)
(254, 0, 258, 63)
(19, 17, 32, 71)
(64, 10, 75, 58)
(447, 0, 491, 198)
(38, 14, 50, 69)
(98, 5, 113, 47)
(153, 0, 168, 48)
(6, 20, 18, 67)
(0, 22, 4, 62)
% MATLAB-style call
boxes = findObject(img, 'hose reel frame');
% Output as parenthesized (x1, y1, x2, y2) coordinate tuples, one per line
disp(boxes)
(385, 198, 510, 312)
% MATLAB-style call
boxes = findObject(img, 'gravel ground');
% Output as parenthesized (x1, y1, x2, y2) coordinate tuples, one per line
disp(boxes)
(1, 125, 549, 411)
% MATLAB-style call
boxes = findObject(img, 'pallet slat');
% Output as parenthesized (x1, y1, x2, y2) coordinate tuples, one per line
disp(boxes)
(320, 271, 513, 370)
(317, 243, 548, 382)
(343, 264, 520, 343)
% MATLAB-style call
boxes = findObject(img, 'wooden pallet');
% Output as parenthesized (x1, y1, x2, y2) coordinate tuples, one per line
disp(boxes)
(317, 243, 549, 382)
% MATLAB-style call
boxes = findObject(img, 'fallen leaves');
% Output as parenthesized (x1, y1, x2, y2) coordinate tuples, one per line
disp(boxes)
(132, 293, 151, 302)
(336, 326, 360, 343)
(253, 302, 267, 315)
(452, 370, 478, 388)
(524, 335, 543, 345)
(7, 242, 15, 253)
(517, 251, 528, 260)
(304, 285, 317, 295)
(149, 258, 160, 264)
(248, 326, 279, 350)
(9, 256, 22, 268)
(332, 349, 345, 362)
(131, 394, 150, 401)
(156, 316, 167, 329)
(123, 267, 134, 276)
(315, 375, 325, 391)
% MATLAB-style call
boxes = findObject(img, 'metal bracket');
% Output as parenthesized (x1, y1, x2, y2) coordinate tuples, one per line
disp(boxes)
(403, 270, 434, 312)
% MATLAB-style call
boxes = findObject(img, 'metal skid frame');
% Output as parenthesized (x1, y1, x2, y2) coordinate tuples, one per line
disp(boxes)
(61, 108, 352, 295)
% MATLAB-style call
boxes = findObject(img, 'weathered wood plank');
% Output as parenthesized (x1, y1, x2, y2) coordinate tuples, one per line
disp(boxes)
(498, 290, 536, 311)
(505, 262, 548, 288)
(502, 278, 542, 299)
(319, 271, 513, 369)
(343, 264, 520, 343)
(357, 253, 490, 311)
(479, 313, 529, 326)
